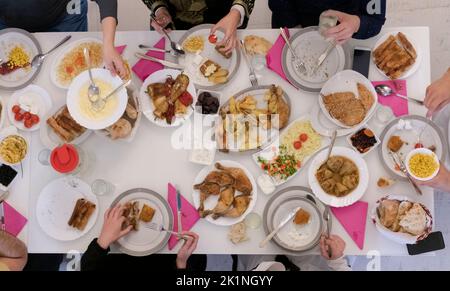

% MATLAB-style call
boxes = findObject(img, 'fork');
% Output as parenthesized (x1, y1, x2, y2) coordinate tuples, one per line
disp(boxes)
(389, 151, 422, 195)
(279, 28, 306, 74)
(144, 222, 188, 239)
(239, 40, 258, 87)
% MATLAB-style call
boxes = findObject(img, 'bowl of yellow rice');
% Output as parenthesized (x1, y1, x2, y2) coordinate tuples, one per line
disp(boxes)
(406, 148, 440, 181)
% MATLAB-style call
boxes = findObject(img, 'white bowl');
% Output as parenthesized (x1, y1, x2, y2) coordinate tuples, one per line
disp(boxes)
(0, 126, 28, 166)
(66, 68, 128, 130)
(308, 146, 369, 207)
(371, 195, 433, 244)
(405, 148, 440, 181)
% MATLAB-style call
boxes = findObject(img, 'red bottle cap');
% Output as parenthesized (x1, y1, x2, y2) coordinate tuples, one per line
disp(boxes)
(50, 144, 79, 174)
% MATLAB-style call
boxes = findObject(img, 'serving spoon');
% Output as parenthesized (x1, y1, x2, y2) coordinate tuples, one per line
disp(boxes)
(375, 84, 424, 106)
(150, 13, 185, 55)
(31, 35, 71, 69)
(83, 47, 100, 106)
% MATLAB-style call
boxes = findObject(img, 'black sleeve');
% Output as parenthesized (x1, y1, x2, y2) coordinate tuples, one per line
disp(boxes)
(81, 238, 110, 271)
(354, 0, 386, 39)
(93, 0, 118, 21)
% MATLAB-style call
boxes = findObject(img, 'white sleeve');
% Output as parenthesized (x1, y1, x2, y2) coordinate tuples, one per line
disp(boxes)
(326, 256, 352, 271)
(231, 4, 245, 27)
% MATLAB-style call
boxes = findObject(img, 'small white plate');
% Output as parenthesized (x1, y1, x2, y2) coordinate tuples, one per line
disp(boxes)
(36, 177, 99, 241)
(346, 127, 380, 157)
(7, 85, 53, 132)
(373, 31, 422, 80)
(308, 147, 369, 208)
(67, 68, 128, 130)
(319, 70, 377, 129)
(192, 160, 258, 226)
(140, 69, 197, 128)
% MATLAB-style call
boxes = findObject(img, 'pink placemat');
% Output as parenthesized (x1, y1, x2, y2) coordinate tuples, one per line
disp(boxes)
(167, 183, 200, 250)
(266, 28, 291, 83)
(132, 37, 165, 81)
(372, 80, 408, 117)
(2, 202, 27, 237)
(331, 201, 368, 250)
(115, 45, 127, 55)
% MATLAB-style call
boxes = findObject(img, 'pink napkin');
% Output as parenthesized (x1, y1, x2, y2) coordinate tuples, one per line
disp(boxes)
(115, 45, 127, 55)
(167, 183, 200, 250)
(331, 201, 368, 250)
(266, 27, 291, 84)
(132, 37, 166, 81)
(2, 202, 27, 237)
(372, 80, 409, 117)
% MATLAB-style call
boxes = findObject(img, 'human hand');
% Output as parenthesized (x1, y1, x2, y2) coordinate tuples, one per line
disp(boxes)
(415, 164, 450, 193)
(176, 232, 199, 269)
(323, 10, 361, 44)
(424, 70, 450, 117)
(210, 9, 241, 55)
(97, 204, 132, 250)
(103, 44, 127, 79)
(150, 7, 172, 34)
(320, 235, 346, 260)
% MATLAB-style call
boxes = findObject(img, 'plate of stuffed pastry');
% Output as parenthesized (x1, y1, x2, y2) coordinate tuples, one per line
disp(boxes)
(110, 188, 173, 257)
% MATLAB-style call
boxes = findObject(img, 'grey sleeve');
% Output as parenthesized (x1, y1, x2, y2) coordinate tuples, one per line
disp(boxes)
(93, 0, 118, 21)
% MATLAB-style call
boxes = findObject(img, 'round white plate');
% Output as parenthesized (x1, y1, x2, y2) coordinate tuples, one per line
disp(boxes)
(39, 105, 92, 149)
(379, 116, 447, 180)
(177, 24, 241, 90)
(192, 160, 258, 226)
(308, 147, 369, 207)
(373, 31, 422, 80)
(111, 188, 173, 257)
(7, 85, 53, 132)
(310, 102, 364, 137)
(0, 28, 42, 91)
(67, 68, 128, 130)
(50, 37, 103, 90)
(319, 70, 378, 129)
(282, 27, 347, 92)
(140, 69, 197, 128)
(36, 177, 99, 241)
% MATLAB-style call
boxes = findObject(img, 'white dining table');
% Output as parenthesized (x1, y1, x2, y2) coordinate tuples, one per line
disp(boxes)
(0, 26, 437, 257)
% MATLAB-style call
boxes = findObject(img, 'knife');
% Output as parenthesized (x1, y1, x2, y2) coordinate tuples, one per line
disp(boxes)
(0, 201, 5, 231)
(313, 40, 337, 74)
(259, 207, 301, 248)
(176, 188, 183, 239)
(135, 52, 184, 70)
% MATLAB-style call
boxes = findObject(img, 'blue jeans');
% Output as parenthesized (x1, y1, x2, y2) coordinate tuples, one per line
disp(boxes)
(0, 0, 88, 32)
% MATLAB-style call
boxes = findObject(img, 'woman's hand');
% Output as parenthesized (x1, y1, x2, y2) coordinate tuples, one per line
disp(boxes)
(151, 7, 172, 34)
(323, 10, 361, 44)
(97, 204, 132, 250)
(211, 9, 241, 55)
(320, 235, 346, 260)
(176, 232, 199, 269)
(424, 70, 450, 117)
(103, 44, 127, 79)
(415, 165, 450, 193)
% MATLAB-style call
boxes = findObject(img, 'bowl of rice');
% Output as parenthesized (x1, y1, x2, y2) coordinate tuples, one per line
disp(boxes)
(406, 148, 440, 181)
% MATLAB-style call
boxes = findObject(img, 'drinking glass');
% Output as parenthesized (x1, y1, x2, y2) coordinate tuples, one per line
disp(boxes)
(91, 179, 115, 196)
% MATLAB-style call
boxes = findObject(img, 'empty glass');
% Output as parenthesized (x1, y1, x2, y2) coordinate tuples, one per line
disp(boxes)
(244, 212, 262, 230)
(91, 179, 115, 196)
(376, 105, 395, 124)
(318, 12, 338, 36)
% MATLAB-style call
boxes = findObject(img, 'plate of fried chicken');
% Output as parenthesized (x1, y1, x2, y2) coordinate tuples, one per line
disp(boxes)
(192, 161, 257, 226)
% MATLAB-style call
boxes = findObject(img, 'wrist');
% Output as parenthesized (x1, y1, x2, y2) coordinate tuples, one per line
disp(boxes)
(353, 15, 361, 33)
(97, 236, 111, 250)
(176, 258, 187, 269)
(229, 9, 241, 25)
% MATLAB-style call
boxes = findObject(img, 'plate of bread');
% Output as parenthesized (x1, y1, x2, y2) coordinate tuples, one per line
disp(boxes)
(372, 195, 433, 244)
(110, 188, 173, 257)
(178, 24, 241, 90)
(36, 177, 99, 241)
(373, 31, 421, 80)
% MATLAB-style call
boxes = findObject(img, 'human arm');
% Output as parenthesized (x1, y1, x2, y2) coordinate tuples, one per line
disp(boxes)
(319, 235, 352, 271)
(0, 230, 28, 271)
(424, 68, 450, 117)
(176, 232, 199, 270)
(416, 165, 450, 193)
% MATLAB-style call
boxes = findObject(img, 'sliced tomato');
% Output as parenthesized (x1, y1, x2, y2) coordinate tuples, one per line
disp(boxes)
(299, 134, 308, 142)
(415, 143, 424, 149)
(208, 34, 218, 44)
(293, 141, 302, 150)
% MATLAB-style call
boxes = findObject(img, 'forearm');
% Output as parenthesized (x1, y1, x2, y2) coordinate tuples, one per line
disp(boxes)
(0, 231, 27, 259)
(101, 17, 117, 49)
(142, 0, 169, 13)
(81, 239, 110, 271)
(93, 0, 118, 21)
(326, 256, 352, 271)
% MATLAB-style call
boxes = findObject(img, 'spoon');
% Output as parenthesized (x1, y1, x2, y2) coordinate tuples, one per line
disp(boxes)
(31, 35, 71, 69)
(150, 14, 185, 55)
(93, 79, 131, 111)
(375, 84, 424, 106)
(325, 130, 338, 162)
(83, 47, 100, 104)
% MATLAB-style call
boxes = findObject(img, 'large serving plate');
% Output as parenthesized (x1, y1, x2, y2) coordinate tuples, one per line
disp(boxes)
(252, 115, 330, 187)
(140, 69, 197, 128)
(36, 177, 99, 241)
(192, 160, 257, 226)
(372, 31, 422, 80)
(282, 27, 347, 92)
(177, 24, 241, 90)
(67, 68, 128, 130)
(0, 28, 42, 91)
(217, 85, 291, 153)
(308, 147, 369, 208)
(319, 70, 378, 129)
(263, 186, 325, 252)
(111, 188, 173, 257)
(50, 37, 103, 89)
(379, 116, 447, 180)
(310, 102, 363, 137)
